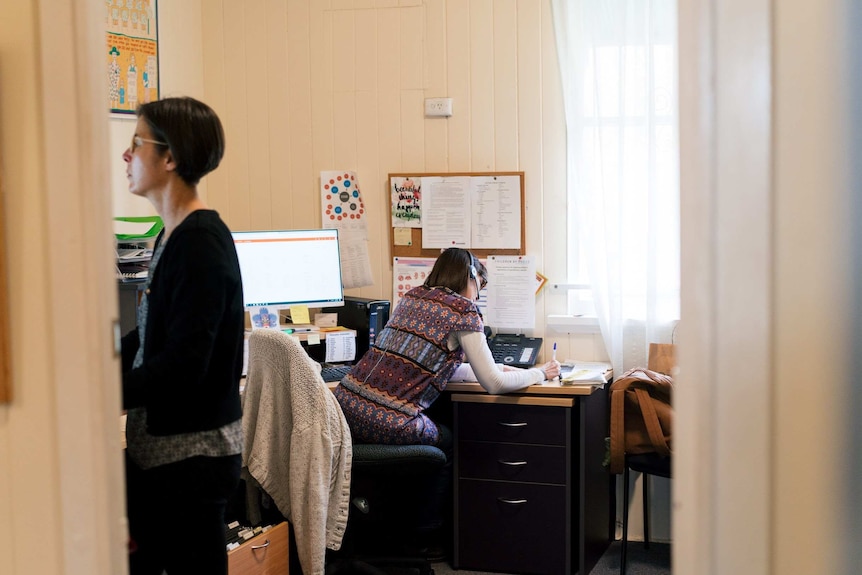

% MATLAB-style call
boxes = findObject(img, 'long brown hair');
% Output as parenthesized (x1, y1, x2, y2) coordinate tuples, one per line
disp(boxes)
(423, 248, 485, 294)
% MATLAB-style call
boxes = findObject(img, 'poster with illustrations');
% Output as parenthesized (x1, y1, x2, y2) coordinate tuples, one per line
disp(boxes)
(321, 170, 373, 289)
(106, 0, 159, 115)
(391, 175, 422, 228)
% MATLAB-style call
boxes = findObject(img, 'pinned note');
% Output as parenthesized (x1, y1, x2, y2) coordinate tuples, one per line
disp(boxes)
(289, 304, 311, 324)
(394, 227, 413, 246)
(325, 331, 356, 363)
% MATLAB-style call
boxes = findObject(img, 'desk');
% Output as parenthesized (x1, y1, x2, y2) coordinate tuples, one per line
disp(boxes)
(449, 381, 612, 575)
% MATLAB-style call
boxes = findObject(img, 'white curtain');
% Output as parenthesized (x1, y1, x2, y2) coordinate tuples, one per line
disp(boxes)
(551, 0, 680, 374)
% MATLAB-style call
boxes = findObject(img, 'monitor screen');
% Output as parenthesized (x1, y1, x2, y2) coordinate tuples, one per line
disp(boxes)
(232, 228, 345, 309)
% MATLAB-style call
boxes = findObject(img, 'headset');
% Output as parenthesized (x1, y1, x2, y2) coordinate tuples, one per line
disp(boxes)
(468, 253, 482, 300)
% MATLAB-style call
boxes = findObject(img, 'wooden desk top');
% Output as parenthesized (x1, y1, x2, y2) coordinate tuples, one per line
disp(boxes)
(446, 379, 603, 396)
(327, 370, 613, 406)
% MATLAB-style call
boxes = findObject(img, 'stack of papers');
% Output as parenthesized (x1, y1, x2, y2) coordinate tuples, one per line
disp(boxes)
(559, 361, 611, 386)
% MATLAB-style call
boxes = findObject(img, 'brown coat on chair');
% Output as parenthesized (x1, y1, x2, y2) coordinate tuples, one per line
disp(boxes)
(609, 367, 673, 475)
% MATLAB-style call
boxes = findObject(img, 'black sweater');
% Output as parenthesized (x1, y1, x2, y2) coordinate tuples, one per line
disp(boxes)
(121, 210, 244, 436)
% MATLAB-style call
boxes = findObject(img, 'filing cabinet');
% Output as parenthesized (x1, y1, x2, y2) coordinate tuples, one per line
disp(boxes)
(228, 521, 289, 575)
(452, 391, 611, 575)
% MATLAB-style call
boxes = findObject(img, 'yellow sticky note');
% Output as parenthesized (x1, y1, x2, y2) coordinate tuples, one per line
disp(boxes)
(290, 304, 311, 324)
(307, 333, 321, 346)
(394, 227, 413, 246)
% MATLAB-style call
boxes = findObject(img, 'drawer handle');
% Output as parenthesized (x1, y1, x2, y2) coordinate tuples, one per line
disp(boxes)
(498, 421, 528, 428)
(498, 497, 528, 505)
(498, 460, 527, 467)
(251, 539, 270, 551)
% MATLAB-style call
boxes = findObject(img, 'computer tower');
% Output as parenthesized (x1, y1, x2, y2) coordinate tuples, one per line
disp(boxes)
(323, 296, 391, 362)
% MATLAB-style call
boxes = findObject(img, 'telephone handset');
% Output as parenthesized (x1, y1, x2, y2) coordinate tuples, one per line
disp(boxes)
(487, 333, 543, 368)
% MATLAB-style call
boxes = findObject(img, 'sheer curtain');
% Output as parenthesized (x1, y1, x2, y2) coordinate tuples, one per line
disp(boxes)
(551, 0, 680, 374)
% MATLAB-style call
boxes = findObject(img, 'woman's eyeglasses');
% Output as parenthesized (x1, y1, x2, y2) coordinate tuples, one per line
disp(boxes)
(130, 135, 168, 153)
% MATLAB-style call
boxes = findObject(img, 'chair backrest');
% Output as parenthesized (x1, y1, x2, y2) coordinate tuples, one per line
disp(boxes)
(242, 328, 353, 575)
(647, 343, 677, 375)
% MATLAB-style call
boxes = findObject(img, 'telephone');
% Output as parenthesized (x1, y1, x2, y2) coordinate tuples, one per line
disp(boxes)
(486, 333, 543, 368)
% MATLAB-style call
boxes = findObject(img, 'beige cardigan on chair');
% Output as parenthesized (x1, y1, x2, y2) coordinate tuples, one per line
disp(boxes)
(242, 329, 352, 575)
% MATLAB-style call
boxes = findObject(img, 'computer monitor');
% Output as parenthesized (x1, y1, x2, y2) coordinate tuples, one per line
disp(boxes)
(232, 228, 345, 310)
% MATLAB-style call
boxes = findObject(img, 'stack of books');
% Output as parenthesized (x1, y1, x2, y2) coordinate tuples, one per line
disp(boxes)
(114, 216, 162, 282)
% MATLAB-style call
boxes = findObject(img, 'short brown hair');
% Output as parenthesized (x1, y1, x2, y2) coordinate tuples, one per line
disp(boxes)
(137, 97, 225, 186)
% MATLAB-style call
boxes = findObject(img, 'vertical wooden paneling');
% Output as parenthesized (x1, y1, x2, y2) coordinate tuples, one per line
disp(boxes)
(424, 0, 448, 170)
(469, 0, 495, 169)
(355, 89, 385, 299)
(400, 9, 425, 170)
(377, 8, 402, 173)
(333, 91, 358, 169)
(446, 1, 471, 171)
(223, 1, 252, 229)
(195, 0, 600, 361)
(201, 1, 230, 220)
(354, 8, 385, 298)
(493, 0, 518, 168)
(399, 6, 424, 89)
(245, 0, 274, 229)
(287, 0, 313, 230)
(310, 2, 335, 229)
(333, 10, 357, 93)
(540, 0, 570, 347)
(266, 0, 292, 229)
(400, 90, 425, 169)
(516, 0, 553, 344)
(355, 9, 378, 92)
(333, 11, 358, 173)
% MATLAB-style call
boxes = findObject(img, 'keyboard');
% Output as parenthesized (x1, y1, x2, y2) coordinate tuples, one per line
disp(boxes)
(320, 364, 353, 382)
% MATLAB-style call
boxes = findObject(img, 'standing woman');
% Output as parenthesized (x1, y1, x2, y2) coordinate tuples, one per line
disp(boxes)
(121, 97, 245, 575)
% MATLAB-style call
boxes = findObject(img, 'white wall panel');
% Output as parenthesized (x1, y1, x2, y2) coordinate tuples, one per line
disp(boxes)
(266, 0, 293, 230)
(446, 1, 472, 172)
(197, 0, 607, 361)
(223, 1, 253, 229)
(201, 2, 230, 215)
(469, 0, 495, 169)
(286, 0, 314, 230)
(493, 0, 519, 169)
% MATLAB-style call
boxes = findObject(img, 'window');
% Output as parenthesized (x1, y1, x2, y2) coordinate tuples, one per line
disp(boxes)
(552, 0, 680, 370)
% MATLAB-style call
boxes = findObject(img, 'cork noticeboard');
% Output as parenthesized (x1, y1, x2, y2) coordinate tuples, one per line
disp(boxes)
(0, 161, 10, 403)
(388, 171, 526, 258)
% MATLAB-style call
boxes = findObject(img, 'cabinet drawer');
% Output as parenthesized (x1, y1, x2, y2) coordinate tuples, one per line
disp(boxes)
(228, 522, 289, 575)
(459, 440, 568, 484)
(456, 402, 568, 445)
(456, 479, 570, 575)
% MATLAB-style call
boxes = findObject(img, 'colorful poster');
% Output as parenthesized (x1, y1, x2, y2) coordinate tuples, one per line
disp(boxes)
(391, 175, 422, 228)
(321, 170, 373, 289)
(106, 0, 159, 114)
(392, 257, 435, 311)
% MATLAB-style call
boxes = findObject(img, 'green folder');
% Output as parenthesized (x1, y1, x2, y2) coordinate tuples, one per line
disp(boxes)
(114, 216, 164, 241)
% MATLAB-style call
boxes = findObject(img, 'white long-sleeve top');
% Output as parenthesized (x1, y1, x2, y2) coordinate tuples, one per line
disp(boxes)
(447, 330, 547, 394)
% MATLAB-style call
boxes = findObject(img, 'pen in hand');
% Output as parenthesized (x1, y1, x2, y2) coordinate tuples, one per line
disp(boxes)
(552, 342, 559, 380)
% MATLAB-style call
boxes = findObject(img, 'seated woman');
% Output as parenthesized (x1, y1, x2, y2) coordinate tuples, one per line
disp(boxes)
(333, 247, 561, 447)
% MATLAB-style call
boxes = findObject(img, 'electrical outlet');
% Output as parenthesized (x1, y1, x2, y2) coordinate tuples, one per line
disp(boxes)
(424, 97, 453, 117)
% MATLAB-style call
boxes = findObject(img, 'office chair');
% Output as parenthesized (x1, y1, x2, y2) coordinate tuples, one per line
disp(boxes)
(326, 443, 447, 575)
(619, 342, 675, 575)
